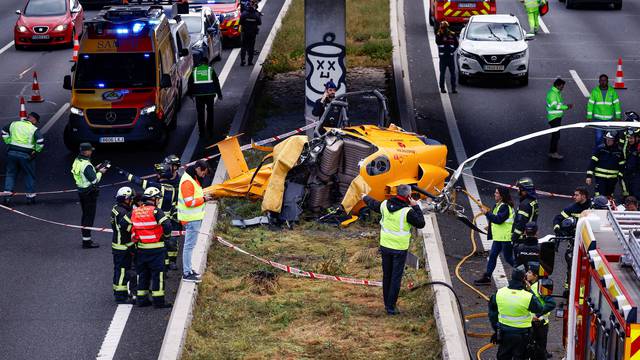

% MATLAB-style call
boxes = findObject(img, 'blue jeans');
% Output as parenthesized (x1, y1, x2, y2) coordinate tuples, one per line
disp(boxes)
(484, 241, 515, 277)
(4, 151, 36, 194)
(380, 246, 408, 312)
(183, 220, 202, 276)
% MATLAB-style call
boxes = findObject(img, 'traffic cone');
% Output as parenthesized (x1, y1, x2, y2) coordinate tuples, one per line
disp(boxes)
(28, 72, 44, 103)
(19, 97, 27, 120)
(614, 57, 626, 89)
(71, 32, 79, 63)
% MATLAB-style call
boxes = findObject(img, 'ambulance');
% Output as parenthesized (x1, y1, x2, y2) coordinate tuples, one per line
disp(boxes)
(62, 5, 181, 150)
(428, 0, 497, 29)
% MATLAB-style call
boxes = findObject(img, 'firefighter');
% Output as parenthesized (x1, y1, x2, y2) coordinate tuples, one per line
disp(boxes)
(587, 74, 621, 148)
(188, 48, 223, 139)
(71, 143, 109, 249)
(545, 78, 572, 160)
(622, 130, 640, 198)
(163, 154, 182, 188)
(1, 111, 43, 205)
(111, 186, 135, 304)
(435, 21, 458, 94)
(512, 177, 539, 245)
(118, 163, 180, 271)
(131, 187, 173, 308)
(526, 261, 556, 360)
(474, 187, 515, 286)
(489, 265, 544, 360)
(514, 222, 540, 267)
(586, 131, 626, 197)
(240, 0, 261, 66)
(552, 186, 591, 233)
(523, 0, 542, 35)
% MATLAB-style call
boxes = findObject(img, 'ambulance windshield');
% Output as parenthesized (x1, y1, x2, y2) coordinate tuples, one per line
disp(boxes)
(74, 53, 156, 89)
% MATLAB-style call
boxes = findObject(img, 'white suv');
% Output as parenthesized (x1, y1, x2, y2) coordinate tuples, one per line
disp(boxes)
(457, 14, 533, 86)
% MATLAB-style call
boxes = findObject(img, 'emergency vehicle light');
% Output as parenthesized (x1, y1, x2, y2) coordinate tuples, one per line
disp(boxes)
(132, 23, 145, 33)
(97, 83, 106, 88)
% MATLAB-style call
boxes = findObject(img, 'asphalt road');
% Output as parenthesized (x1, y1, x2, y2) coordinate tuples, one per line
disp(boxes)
(0, 0, 284, 359)
(405, 0, 640, 356)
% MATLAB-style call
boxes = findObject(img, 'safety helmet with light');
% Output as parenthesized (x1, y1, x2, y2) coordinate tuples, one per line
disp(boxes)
(517, 177, 535, 192)
(163, 154, 181, 167)
(143, 187, 162, 200)
(154, 163, 172, 178)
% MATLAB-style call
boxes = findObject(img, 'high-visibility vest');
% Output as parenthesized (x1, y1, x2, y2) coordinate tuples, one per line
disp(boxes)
(531, 281, 549, 325)
(524, 0, 540, 12)
(177, 172, 205, 222)
(193, 64, 213, 84)
(491, 203, 514, 242)
(4, 120, 42, 152)
(131, 205, 165, 247)
(496, 287, 534, 328)
(545, 86, 569, 121)
(379, 200, 412, 250)
(587, 86, 621, 121)
(71, 157, 101, 189)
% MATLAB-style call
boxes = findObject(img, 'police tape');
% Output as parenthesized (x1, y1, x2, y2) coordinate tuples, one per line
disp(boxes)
(7, 121, 321, 197)
(215, 235, 384, 287)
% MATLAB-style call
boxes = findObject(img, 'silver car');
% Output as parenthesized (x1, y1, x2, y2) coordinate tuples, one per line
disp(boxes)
(181, 9, 222, 63)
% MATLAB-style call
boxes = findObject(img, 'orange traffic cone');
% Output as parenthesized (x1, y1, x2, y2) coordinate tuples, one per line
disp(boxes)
(71, 32, 79, 63)
(28, 72, 44, 103)
(614, 57, 626, 89)
(19, 96, 27, 120)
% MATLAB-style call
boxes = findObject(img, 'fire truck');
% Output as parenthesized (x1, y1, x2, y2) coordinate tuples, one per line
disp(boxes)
(428, 0, 497, 29)
(564, 209, 640, 359)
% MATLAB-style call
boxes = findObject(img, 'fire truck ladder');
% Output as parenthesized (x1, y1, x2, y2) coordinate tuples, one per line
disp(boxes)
(608, 209, 640, 280)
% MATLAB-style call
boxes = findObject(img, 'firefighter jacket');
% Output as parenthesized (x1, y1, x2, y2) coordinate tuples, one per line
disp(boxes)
(240, 7, 262, 35)
(1, 119, 44, 154)
(435, 30, 458, 58)
(587, 144, 626, 188)
(552, 200, 591, 232)
(131, 204, 172, 248)
(586, 86, 621, 121)
(624, 143, 640, 176)
(511, 195, 539, 242)
(545, 86, 569, 121)
(515, 236, 540, 267)
(111, 202, 133, 251)
(121, 170, 178, 220)
(489, 281, 543, 332)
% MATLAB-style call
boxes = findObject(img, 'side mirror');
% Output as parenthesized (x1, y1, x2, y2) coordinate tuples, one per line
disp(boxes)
(15, 9, 21, 15)
(160, 74, 172, 89)
(63, 75, 72, 90)
(179, 48, 189, 57)
(525, 33, 535, 41)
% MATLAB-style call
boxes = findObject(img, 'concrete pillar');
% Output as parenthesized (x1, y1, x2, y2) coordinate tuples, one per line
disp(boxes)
(304, 0, 347, 128)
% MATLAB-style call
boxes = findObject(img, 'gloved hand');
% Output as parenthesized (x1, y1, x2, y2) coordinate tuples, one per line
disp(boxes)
(490, 332, 498, 344)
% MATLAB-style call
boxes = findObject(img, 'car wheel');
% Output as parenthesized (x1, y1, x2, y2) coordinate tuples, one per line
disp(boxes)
(613, 1, 622, 9)
(14, 43, 24, 51)
(519, 72, 529, 86)
(63, 125, 79, 152)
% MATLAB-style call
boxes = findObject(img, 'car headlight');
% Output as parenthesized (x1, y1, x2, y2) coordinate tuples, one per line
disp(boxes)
(510, 50, 527, 60)
(53, 24, 68, 32)
(225, 9, 240, 18)
(16, 25, 28, 33)
(140, 105, 156, 115)
(70, 106, 84, 116)
(458, 49, 475, 59)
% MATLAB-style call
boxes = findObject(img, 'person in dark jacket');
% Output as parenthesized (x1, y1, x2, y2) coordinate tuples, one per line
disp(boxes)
(240, 0, 262, 66)
(488, 266, 544, 360)
(312, 80, 341, 128)
(111, 186, 135, 304)
(435, 21, 458, 94)
(514, 222, 540, 267)
(475, 187, 515, 285)
(512, 177, 539, 244)
(526, 261, 556, 360)
(362, 185, 425, 315)
(188, 49, 223, 138)
(552, 186, 591, 233)
(623, 130, 640, 198)
(586, 131, 626, 197)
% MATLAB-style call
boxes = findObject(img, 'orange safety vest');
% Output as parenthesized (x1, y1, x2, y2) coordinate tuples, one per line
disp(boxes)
(131, 205, 164, 244)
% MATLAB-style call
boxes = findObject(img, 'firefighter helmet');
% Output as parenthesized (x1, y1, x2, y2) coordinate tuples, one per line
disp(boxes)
(143, 187, 162, 200)
(164, 154, 181, 167)
(604, 131, 617, 140)
(116, 186, 134, 202)
(517, 177, 535, 192)
(154, 163, 172, 178)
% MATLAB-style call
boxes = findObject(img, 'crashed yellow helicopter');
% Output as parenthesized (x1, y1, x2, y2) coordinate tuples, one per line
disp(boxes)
(205, 90, 478, 230)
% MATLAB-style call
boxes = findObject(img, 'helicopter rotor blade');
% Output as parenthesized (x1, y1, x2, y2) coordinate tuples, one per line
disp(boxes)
(455, 212, 486, 234)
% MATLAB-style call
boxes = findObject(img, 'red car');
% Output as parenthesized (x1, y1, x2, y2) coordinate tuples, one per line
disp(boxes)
(14, 0, 84, 50)
(190, 0, 241, 41)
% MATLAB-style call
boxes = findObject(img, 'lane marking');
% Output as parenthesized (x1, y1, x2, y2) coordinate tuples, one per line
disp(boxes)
(539, 16, 550, 34)
(96, 304, 133, 360)
(41, 102, 70, 134)
(423, 2, 508, 288)
(0, 41, 14, 56)
(569, 69, 590, 98)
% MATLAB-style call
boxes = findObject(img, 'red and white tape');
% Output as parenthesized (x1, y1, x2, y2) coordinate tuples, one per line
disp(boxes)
(215, 236, 383, 287)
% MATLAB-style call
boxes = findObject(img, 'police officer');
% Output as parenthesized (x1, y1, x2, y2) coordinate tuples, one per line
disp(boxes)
(71, 143, 109, 249)
(240, 0, 261, 66)
(526, 262, 556, 360)
(552, 186, 591, 233)
(1, 111, 43, 205)
(586, 131, 626, 197)
(512, 178, 539, 245)
(131, 187, 172, 308)
(488, 265, 544, 360)
(111, 186, 135, 304)
(188, 49, 223, 139)
(514, 222, 540, 267)
(362, 185, 426, 315)
(118, 163, 180, 270)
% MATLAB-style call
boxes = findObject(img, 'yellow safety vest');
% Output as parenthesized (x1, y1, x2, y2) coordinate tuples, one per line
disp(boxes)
(71, 157, 101, 189)
(496, 287, 534, 328)
(491, 203, 514, 242)
(379, 200, 412, 250)
(177, 172, 205, 222)
(531, 282, 549, 325)
(5, 120, 42, 152)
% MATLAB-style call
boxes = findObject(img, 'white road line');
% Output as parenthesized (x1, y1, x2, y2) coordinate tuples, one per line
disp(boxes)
(539, 16, 550, 34)
(569, 69, 590, 98)
(423, 3, 508, 288)
(41, 103, 70, 134)
(0, 41, 14, 56)
(96, 304, 133, 360)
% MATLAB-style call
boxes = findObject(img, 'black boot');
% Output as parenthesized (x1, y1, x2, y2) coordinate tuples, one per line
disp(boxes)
(82, 240, 100, 249)
(474, 275, 491, 285)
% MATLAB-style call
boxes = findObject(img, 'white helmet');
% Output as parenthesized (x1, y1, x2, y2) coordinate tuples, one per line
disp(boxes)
(116, 186, 134, 201)
(143, 187, 161, 200)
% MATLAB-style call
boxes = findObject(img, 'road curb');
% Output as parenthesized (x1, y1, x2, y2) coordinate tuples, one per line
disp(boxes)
(390, 0, 416, 131)
(420, 213, 470, 360)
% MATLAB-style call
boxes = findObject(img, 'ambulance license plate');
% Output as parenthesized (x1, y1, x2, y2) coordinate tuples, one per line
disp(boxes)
(484, 65, 505, 71)
(32, 35, 50, 40)
(458, 3, 476, 7)
(99, 136, 124, 143)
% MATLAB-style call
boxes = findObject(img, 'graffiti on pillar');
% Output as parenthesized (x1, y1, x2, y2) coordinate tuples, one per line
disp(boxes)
(305, 32, 346, 105)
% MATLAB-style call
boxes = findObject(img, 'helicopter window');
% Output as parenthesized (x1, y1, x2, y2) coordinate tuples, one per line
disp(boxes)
(366, 156, 391, 176)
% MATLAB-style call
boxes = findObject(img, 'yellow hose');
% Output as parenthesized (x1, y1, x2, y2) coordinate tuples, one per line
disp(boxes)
(454, 211, 490, 302)
(476, 343, 495, 359)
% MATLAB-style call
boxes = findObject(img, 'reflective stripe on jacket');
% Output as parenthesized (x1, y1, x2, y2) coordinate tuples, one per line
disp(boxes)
(131, 205, 164, 244)
(586, 86, 621, 121)
(111, 204, 133, 250)
(2, 120, 43, 153)
(379, 200, 412, 250)
(546, 86, 568, 121)
(177, 172, 206, 222)
(71, 157, 101, 189)
(496, 287, 534, 328)
(531, 282, 549, 325)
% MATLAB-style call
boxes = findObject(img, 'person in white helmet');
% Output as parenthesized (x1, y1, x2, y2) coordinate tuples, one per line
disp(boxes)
(111, 186, 135, 304)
